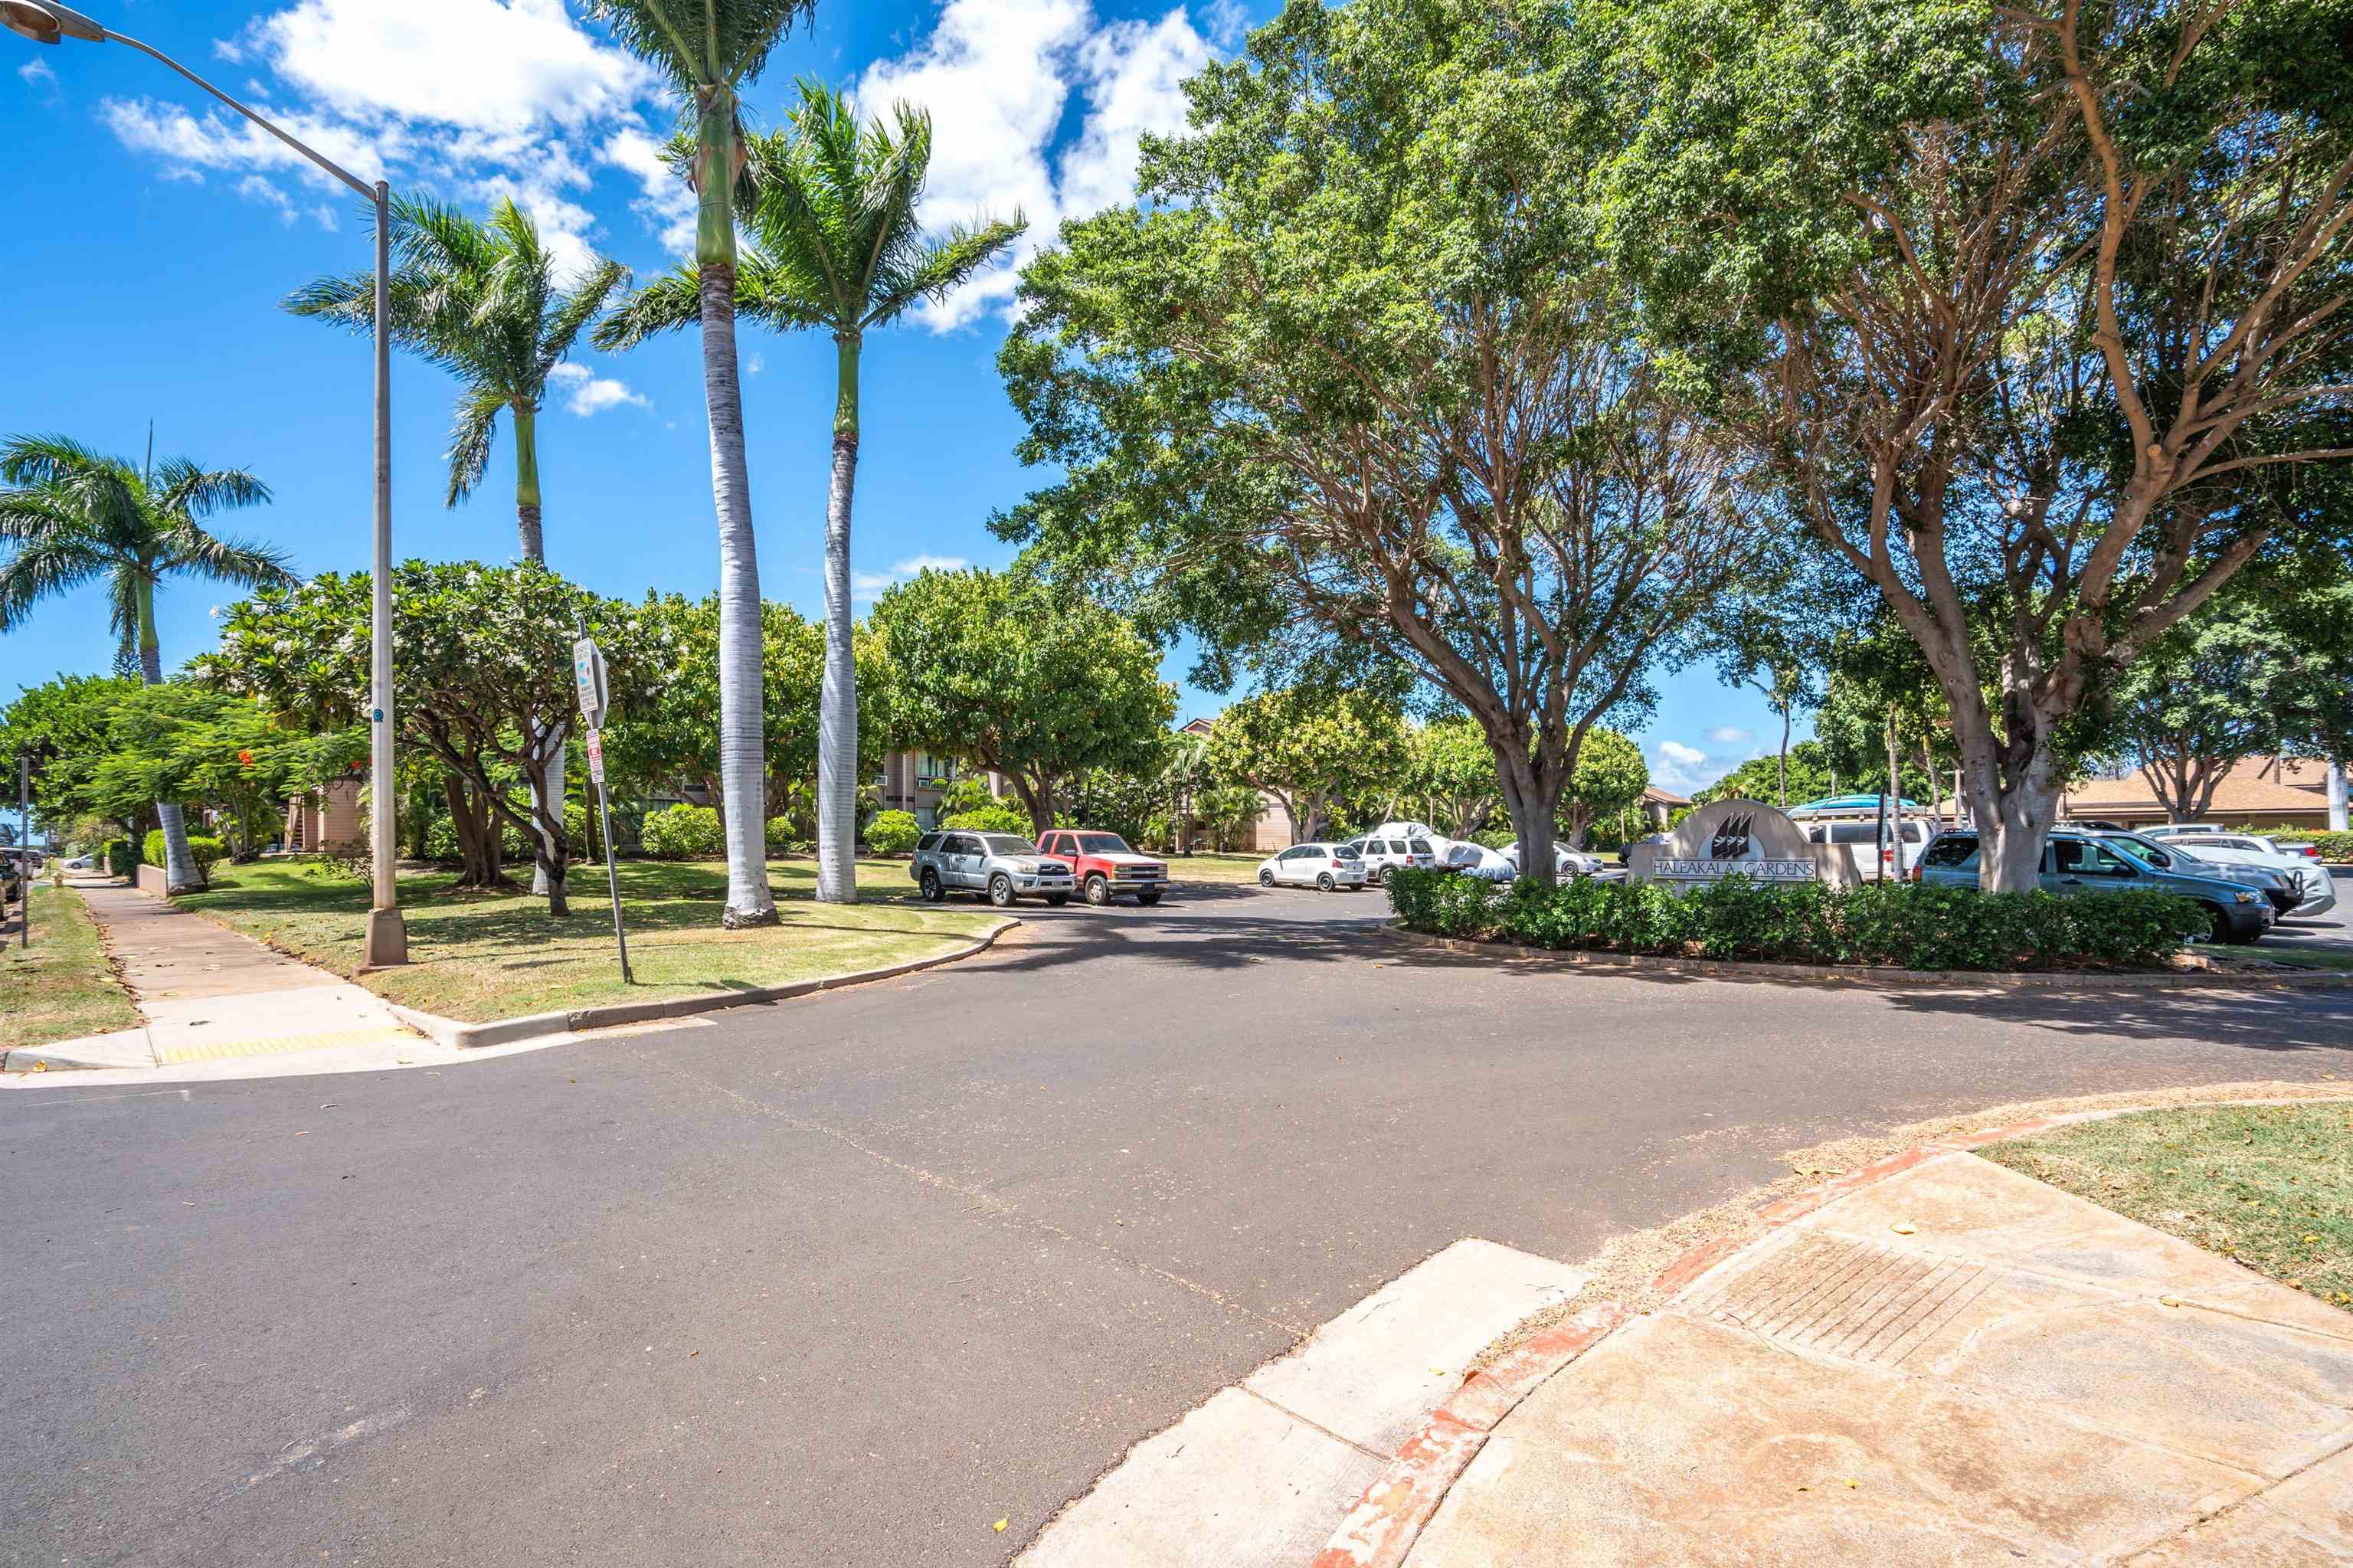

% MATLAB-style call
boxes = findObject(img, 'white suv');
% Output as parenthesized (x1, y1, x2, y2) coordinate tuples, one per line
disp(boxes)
(1341, 832, 1437, 885)
(2163, 832, 2336, 917)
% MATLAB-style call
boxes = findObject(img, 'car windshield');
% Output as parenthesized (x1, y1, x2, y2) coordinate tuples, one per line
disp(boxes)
(980, 835, 1038, 856)
(2096, 834, 2178, 870)
(1333, 844, 1363, 859)
(1076, 833, 1133, 854)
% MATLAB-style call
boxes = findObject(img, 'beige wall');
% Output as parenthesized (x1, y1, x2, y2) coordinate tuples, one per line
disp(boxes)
(285, 777, 364, 852)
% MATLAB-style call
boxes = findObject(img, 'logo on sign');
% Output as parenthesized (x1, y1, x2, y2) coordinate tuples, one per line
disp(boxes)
(1710, 813, 1754, 860)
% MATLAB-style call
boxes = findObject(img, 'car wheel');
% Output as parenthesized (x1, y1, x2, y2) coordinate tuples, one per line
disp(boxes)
(989, 874, 1017, 908)
(919, 869, 944, 903)
(2198, 902, 2233, 945)
(1085, 874, 1111, 905)
(1373, 865, 1391, 886)
(1258, 868, 1276, 887)
(1046, 892, 1069, 907)
(1136, 889, 1162, 906)
(1317, 872, 1335, 892)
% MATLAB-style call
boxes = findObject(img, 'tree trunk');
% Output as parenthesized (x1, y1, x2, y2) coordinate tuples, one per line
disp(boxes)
(1499, 761, 1559, 890)
(529, 719, 568, 896)
(442, 772, 509, 889)
(1776, 703, 1792, 807)
(2330, 758, 2348, 832)
(816, 332, 862, 905)
(697, 259, 777, 928)
(513, 401, 544, 563)
(133, 579, 204, 894)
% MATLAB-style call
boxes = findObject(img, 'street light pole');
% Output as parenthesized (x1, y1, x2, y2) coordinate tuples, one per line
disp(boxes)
(3, 0, 406, 963)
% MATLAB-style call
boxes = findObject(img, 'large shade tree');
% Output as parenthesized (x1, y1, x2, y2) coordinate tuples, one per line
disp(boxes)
(583, 0, 817, 928)
(869, 568, 1176, 836)
(997, 0, 1771, 886)
(202, 562, 653, 914)
(1610, 0, 2353, 888)
(0, 434, 292, 892)
(1204, 686, 1410, 846)
(286, 194, 631, 895)
(599, 87, 1023, 904)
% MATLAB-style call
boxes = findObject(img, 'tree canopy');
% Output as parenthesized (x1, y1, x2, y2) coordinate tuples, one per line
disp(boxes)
(869, 568, 1176, 834)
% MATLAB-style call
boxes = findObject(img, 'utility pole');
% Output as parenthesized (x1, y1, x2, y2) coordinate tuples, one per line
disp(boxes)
(18, 751, 30, 949)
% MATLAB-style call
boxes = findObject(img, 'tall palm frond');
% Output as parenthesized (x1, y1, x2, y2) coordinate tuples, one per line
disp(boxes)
(582, 0, 813, 92)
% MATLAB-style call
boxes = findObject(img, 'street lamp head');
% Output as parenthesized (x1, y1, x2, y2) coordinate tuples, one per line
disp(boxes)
(0, 1, 101, 44)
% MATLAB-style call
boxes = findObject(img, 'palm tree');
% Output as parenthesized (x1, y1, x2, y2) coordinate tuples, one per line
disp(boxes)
(286, 195, 631, 893)
(584, 0, 815, 928)
(0, 435, 293, 893)
(601, 84, 1024, 903)
(284, 195, 630, 563)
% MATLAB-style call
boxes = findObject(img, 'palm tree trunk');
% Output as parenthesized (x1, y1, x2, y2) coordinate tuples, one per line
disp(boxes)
(816, 332, 862, 905)
(512, 403, 544, 562)
(699, 259, 777, 927)
(513, 400, 568, 900)
(133, 577, 204, 894)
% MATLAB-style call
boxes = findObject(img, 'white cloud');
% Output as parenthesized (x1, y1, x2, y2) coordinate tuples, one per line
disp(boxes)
(601, 125, 696, 254)
(237, 0, 654, 136)
(745, 351, 765, 376)
(237, 174, 300, 225)
(854, 0, 1215, 330)
(18, 57, 57, 90)
(1705, 725, 1752, 745)
(1650, 739, 1736, 795)
(547, 361, 646, 416)
(851, 553, 970, 600)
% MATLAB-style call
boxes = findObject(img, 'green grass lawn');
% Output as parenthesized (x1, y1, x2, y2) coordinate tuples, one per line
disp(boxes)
(1167, 851, 1270, 885)
(1982, 1103, 2353, 1312)
(3, 882, 141, 1048)
(177, 856, 1004, 1024)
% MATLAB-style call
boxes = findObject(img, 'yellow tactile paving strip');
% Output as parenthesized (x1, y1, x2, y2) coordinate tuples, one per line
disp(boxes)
(155, 1026, 417, 1066)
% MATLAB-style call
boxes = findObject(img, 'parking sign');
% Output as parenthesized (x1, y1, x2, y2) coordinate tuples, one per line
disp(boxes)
(572, 637, 610, 729)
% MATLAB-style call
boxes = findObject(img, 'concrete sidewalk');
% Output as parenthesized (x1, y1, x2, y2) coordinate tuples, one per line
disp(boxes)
(1392, 1152, 2353, 1566)
(3, 881, 417, 1072)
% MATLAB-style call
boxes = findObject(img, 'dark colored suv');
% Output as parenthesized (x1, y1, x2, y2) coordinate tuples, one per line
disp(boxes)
(1916, 829, 2273, 944)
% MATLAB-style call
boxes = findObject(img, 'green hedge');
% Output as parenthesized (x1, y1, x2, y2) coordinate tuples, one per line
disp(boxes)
(941, 803, 1031, 836)
(2309, 830, 2353, 863)
(640, 803, 725, 859)
(1386, 869, 2201, 971)
(866, 810, 921, 855)
(140, 829, 226, 887)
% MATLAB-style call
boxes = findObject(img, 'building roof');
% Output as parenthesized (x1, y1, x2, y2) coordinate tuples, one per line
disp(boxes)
(1642, 785, 1690, 807)
(2062, 757, 2328, 818)
(1179, 717, 1216, 735)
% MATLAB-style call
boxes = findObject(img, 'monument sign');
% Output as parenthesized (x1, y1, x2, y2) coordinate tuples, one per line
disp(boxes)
(1628, 798, 1826, 888)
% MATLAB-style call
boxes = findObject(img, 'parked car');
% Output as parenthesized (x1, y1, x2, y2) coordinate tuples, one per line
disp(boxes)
(2136, 823, 2221, 838)
(2156, 831, 2337, 918)
(1802, 817, 1933, 880)
(1344, 830, 1440, 885)
(1500, 841, 1606, 879)
(1033, 829, 1170, 906)
(1916, 828, 2273, 944)
(911, 830, 1076, 907)
(2091, 831, 2305, 917)
(1257, 842, 1370, 891)
(1438, 841, 1520, 881)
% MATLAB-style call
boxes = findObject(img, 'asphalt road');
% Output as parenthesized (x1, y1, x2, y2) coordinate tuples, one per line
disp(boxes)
(8, 885, 2352, 1566)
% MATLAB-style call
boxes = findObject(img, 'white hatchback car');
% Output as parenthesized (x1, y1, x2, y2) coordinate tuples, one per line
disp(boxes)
(2163, 832, 2337, 916)
(1258, 842, 1370, 891)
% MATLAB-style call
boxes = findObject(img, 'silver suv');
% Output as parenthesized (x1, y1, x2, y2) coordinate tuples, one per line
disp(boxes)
(912, 830, 1075, 908)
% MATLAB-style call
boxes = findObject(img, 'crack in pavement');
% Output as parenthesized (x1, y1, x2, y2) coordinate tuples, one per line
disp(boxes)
(663, 1057, 1310, 1337)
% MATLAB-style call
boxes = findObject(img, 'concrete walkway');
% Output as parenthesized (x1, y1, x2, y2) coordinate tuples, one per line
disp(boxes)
(1399, 1152, 2353, 1566)
(3, 881, 418, 1072)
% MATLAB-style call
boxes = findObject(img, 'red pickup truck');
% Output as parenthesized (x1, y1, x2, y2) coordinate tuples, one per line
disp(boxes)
(1034, 830, 1170, 906)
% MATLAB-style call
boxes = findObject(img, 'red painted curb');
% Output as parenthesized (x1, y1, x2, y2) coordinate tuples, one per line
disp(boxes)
(1307, 1123, 2065, 1568)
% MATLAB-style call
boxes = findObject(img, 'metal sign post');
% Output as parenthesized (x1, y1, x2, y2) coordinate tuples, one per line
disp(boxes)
(573, 633, 630, 984)
(18, 751, 28, 949)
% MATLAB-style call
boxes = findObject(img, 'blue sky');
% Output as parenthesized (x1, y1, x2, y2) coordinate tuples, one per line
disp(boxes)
(1, 0, 1791, 795)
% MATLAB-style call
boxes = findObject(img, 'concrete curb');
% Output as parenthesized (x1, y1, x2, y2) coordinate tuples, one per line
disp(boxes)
(1308, 1101, 2353, 1568)
(1374, 921, 2353, 990)
(383, 915, 1020, 1049)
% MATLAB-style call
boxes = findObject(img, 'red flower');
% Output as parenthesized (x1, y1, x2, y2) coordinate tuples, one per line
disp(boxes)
(237, 750, 255, 767)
